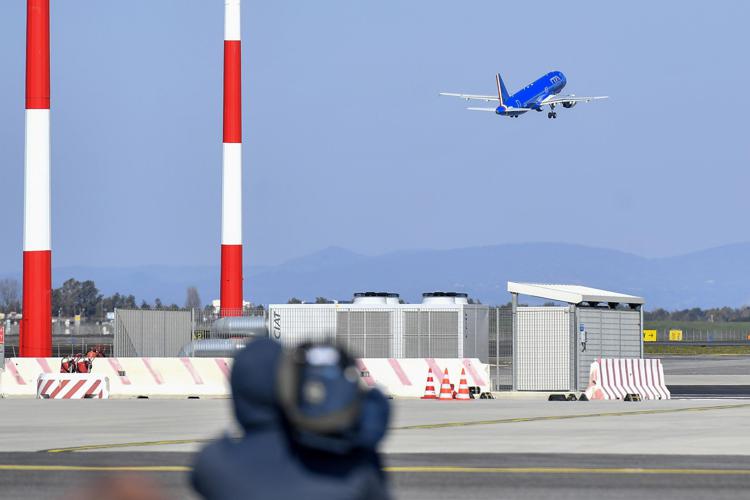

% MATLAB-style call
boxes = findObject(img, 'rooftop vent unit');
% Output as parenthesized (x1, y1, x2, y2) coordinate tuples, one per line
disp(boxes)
(421, 291, 469, 305)
(352, 292, 401, 306)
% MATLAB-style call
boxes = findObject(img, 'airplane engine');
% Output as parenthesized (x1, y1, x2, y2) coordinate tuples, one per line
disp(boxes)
(562, 101, 576, 109)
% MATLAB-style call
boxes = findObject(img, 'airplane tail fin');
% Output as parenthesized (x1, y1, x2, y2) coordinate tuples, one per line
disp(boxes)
(496, 73, 510, 105)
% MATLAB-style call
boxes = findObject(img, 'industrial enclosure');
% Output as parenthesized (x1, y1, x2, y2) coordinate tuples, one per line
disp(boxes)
(114, 309, 193, 357)
(509, 282, 644, 391)
(268, 292, 489, 361)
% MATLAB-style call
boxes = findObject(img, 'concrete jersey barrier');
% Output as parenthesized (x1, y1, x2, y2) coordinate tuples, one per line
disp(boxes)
(357, 358, 490, 398)
(37, 373, 110, 399)
(2, 357, 232, 398)
(584, 358, 670, 400)
(2, 357, 490, 399)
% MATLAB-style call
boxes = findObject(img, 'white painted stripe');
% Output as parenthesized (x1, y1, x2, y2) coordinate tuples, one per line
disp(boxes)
(24, 109, 51, 251)
(598, 360, 616, 400)
(621, 359, 635, 396)
(629, 359, 646, 399)
(637, 359, 656, 400)
(654, 359, 671, 399)
(611, 359, 625, 399)
(224, 0, 241, 41)
(221, 143, 242, 245)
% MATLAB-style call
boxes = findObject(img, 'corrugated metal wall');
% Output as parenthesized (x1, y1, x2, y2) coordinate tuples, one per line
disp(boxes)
(402, 310, 460, 358)
(576, 308, 642, 390)
(515, 307, 572, 391)
(336, 310, 392, 357)
(463, 306, 489, 362)
(268, 304, 489, 360)
(269, 306, 336, 345)
(114, 309, 193, 357)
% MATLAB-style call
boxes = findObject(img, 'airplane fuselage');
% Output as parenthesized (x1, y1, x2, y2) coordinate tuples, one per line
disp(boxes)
(497, 71, 566, 115)
(440, 70, 606, 118)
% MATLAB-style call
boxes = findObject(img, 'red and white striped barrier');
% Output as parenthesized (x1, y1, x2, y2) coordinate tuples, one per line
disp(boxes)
(3, 357, 490, 399)
(2, 358, 231, 398)
(584, 358, 670, 400)
(356, 358, 490, 398)
(37, 374, 109, 399)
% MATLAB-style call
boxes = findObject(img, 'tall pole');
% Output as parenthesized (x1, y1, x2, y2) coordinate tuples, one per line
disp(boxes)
(21, 0, 52, 357)
(221, 0, 243, 317)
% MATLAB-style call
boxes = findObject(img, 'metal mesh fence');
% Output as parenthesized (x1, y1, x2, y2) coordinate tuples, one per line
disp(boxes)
(114, 308, 193, 357)
(489, 306, 513, 391)
(515, 307, 571, 391)
(3, 319, 112, 337)
(3, 318, 114, 359)
(650, 327, 750, 343)
(3, 337, 114, 359)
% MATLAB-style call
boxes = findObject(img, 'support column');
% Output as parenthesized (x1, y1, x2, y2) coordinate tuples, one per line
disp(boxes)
(220, 0, 243, 317)
(21, 0, 52, 357)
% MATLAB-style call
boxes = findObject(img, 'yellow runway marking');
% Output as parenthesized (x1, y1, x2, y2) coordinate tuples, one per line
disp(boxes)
(384, 466, 750, 475)
(0, 465, 190, 472)
(2, 465, 750, 476)
(44, 439, 214, 453)
(393, 402, 750, 430)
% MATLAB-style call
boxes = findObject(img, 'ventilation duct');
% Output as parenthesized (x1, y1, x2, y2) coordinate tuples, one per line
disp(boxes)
(352, 292, 401, 306)
(421, 292, 469, 305)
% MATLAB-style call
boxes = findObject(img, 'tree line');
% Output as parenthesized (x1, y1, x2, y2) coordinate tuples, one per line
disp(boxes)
(644, 306, 750, 323)
(0, 278, 203, 318)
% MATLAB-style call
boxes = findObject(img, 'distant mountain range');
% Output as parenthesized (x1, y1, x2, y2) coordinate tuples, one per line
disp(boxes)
(3, 243, 750, 310)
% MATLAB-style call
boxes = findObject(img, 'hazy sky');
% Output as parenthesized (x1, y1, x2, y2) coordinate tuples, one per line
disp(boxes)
(1, 0, 748, 272)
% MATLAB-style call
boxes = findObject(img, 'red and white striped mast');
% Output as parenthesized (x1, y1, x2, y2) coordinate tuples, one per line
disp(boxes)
(21, 0, 52, 357)
(221, 0, 244, 317)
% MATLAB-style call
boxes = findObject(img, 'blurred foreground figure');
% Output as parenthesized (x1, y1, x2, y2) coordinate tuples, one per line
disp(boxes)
(192, 339, 391, 500)
(64, 475, 167, 500)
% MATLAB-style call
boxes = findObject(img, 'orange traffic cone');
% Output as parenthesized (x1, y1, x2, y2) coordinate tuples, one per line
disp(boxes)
(455, 368, 471, 401)
(421, 368, 437, 399)
(438, 368, 453, 400)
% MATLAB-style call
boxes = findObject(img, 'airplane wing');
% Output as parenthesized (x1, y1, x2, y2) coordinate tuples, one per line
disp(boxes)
(539, 95, 608, 107)
(440, 92, 500, 102)
(502, 107, 531, 116)
(467, 107, 530, 115)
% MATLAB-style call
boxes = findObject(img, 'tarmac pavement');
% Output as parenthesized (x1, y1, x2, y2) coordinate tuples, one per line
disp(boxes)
(2, 363, 750, 499)
(1, 451, 749, 500)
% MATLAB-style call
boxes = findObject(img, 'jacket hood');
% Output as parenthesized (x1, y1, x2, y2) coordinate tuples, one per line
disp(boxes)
(231, 338, 284, 430)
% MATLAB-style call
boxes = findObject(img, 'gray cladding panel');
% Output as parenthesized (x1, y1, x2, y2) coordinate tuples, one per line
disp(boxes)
(114, 309, 192, 357)
(576, 309, 642, 390)
(515, 307, 571, 391)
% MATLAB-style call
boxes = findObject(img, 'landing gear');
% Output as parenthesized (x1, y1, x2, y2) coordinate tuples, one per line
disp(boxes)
(547, 111, 557, 119)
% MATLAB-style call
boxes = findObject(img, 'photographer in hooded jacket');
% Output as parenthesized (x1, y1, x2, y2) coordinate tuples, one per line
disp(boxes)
(192, 338, 391, 500)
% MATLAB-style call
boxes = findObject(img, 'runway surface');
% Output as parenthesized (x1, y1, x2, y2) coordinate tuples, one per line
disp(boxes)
(1, 452, 750, 500)
(1, 398, 750, 498)
(2, 356, 748, 498)
(669, 385, 750, 398)
(659, 355, 750, 376)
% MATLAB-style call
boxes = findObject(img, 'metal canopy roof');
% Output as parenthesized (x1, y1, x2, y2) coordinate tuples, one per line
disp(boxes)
(507, 282, 645, 305)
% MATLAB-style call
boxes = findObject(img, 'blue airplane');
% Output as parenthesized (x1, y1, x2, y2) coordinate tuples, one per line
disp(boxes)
(440, 71, 607, 119)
